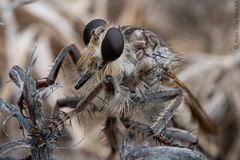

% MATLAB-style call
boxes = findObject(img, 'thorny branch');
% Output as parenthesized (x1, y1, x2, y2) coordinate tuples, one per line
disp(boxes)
(0, 57, 121, 160)
(0, 57, 62, 160)
(0, 98, 32, 133)
(0, 138, 31, 156)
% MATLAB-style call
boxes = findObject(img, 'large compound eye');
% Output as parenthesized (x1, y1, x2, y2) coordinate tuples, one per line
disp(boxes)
(83, 19, 106, 45)
(101, 27, 124, 62)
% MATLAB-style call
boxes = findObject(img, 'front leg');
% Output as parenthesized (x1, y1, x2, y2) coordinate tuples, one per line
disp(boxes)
(18, 44, 81, 116)
(36, 44, 81, 88)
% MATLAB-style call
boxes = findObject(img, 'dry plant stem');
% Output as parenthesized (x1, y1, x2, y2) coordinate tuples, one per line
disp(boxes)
(0, 0, 36, 10)
(0, 138, 31, 156)
(13, 65, 54, 160)
(0, 64, 61, 160)
(3, 57, 111, 159)
(0, 98, 32, 133)
(5, 45, 114, 159)
(121, 132, 206, 160)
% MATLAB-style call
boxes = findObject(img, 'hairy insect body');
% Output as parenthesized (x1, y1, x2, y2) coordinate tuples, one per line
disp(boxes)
(11, 18, 214, 159)
(76, 24, 181, 121)
(34, 19, 216, 159)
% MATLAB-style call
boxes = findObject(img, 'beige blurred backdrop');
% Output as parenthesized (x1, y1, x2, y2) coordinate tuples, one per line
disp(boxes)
(0, 0, 239, 160)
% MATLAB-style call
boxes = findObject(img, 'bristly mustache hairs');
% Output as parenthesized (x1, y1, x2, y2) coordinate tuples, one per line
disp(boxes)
(0, 19, 216, 160)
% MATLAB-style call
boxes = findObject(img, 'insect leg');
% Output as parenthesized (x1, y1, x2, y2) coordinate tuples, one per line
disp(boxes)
(103, 116, 122, 160)
(52, 96, 84, 117)
(131, 88, 183, 134)
(36, 44, 81, 88)
(132, 88, 183, 134)
(162, 127, 198, 149)
(132, 89, 182, 106)
(121, 119, 197, 149)
(121, 89, 184, 145)
(150, 91, 183, 135)
(120, 131, 202, 160)
(121, 118, 175, 147)
(16, 44, 80, 117)
(48, 75, 114, 128)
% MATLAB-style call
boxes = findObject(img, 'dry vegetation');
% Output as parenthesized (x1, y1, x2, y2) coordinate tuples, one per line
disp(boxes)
(0, 0, 239, 160)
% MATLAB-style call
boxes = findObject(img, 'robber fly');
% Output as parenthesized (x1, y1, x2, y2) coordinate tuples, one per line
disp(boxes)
(35, 19, 216, 159)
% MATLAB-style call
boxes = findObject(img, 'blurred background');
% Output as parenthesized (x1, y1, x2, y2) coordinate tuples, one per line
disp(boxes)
(0, 0, 239, 159)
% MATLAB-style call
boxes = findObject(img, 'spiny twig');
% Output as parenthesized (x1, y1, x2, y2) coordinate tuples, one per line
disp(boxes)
(0, 56, 115, 159)
(0, 60, 62, 160)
